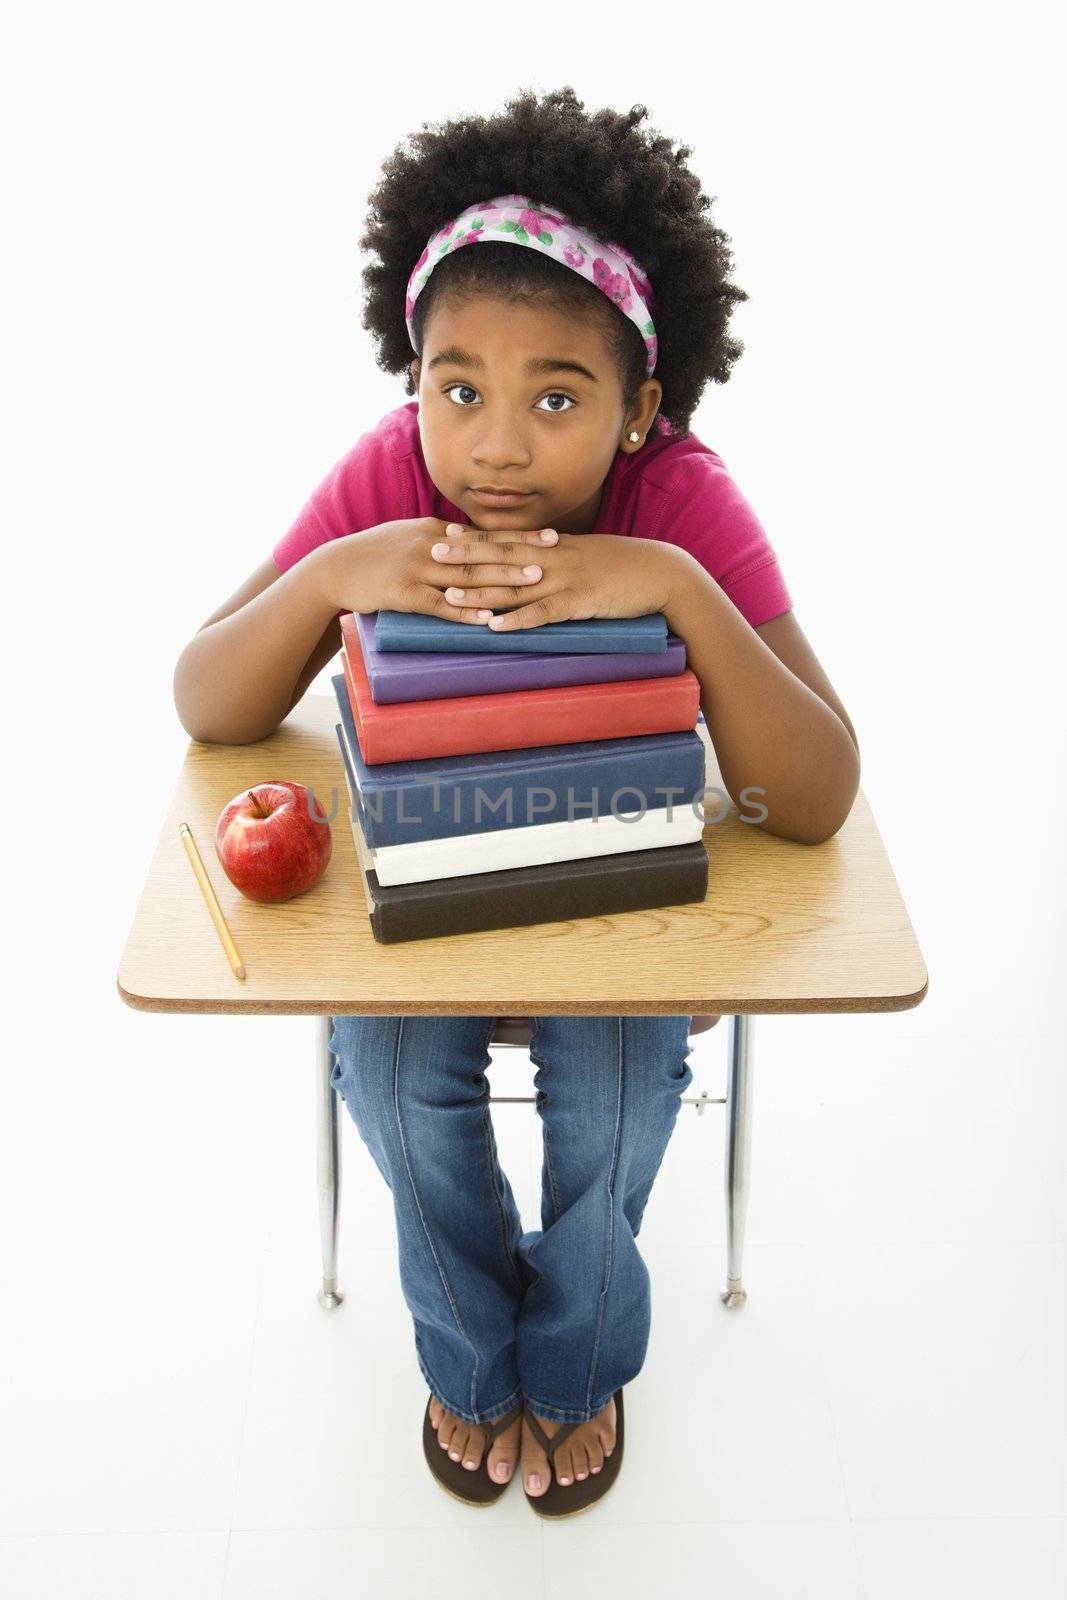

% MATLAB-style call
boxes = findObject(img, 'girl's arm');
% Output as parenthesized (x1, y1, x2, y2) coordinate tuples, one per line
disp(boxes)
(173, 545, 343, 745)
(173, 517, 550, 744)
(661, 550, 861, 846)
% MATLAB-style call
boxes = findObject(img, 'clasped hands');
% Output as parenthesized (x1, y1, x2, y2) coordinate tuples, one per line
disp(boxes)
(428, 520, 680, 631)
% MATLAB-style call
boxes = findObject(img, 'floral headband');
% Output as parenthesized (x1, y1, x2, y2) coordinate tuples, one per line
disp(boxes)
(404, 192, 658, 377)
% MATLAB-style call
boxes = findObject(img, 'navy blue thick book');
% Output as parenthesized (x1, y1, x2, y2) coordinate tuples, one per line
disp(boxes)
(331, 673, 707, 850)
(374, 609, 669, 655)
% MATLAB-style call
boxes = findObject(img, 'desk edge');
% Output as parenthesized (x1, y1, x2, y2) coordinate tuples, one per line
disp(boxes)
(116, 972, 929, 1017)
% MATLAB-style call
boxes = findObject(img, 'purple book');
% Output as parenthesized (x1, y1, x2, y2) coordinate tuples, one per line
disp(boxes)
(353, 611, 688, 705)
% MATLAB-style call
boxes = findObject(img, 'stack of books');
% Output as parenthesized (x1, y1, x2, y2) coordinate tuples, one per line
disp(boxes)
(330, 608, 713, 943)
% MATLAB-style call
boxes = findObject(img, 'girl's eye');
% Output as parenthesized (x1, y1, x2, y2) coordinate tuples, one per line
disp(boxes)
(442, 384, 576, 413)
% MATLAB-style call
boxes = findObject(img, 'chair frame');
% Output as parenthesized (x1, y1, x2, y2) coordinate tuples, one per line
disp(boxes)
(313, 1013, 753, 1315)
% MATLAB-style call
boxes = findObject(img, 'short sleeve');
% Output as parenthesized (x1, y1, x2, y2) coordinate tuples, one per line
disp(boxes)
(271, 417, 409, 576)
(649, 450, 794, 629)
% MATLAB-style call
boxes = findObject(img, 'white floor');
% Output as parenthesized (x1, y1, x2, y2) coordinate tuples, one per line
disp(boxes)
(3, 1006, 1065, 1599)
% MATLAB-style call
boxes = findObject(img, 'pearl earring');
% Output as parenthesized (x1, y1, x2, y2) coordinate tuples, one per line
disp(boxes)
(628, 431, 640, 443)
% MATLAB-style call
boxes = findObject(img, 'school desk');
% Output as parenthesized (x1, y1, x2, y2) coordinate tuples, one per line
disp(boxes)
(117, 692, 928, 1312)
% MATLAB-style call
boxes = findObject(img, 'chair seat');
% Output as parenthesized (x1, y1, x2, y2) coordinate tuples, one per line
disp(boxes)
(490, 1014, 721, 1048)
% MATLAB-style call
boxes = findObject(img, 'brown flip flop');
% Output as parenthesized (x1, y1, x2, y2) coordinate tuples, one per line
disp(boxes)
(522, 1387, 625, 1519)
(423, 1396, 523, 1507)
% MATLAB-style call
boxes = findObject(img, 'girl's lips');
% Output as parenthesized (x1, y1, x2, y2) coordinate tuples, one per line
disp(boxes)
(468, 488, 537, 508)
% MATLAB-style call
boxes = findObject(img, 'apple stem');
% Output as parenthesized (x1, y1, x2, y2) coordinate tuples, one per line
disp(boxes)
(246, 788, 270, 819)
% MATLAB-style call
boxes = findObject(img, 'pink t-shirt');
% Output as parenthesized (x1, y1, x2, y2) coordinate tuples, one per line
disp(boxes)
(271, 401, 793, 629)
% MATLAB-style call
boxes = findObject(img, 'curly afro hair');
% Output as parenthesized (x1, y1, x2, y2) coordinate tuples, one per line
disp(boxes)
(358, 85, 749, 439)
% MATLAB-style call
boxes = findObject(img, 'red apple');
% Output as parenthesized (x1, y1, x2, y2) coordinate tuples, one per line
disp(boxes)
(215, 781, 332, 903)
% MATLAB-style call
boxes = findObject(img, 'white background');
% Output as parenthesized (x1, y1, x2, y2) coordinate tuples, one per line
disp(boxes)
(2, 3, 1065, 1595)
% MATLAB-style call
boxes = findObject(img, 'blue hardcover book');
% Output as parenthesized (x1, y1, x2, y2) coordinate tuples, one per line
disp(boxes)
(374, 609, 669, 655)
(334, 722, 706, 886)
(331, 673, 707, 849)
(353, 609, 687, 703)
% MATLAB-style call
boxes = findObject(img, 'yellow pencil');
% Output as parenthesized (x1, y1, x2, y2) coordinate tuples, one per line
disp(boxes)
(178, 821, 246, 980)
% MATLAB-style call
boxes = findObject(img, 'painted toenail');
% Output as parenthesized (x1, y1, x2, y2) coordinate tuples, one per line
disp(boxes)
(559, 1476, 571, 1485)
(464, 1460, 476, 1469)
(591, 1465, 601, 1473)
(577, 1472, 587, 1479)
(449, 1451, 460, 1460)
(495, 1462, 510, 1479)
(529, 1474, 541, 1491)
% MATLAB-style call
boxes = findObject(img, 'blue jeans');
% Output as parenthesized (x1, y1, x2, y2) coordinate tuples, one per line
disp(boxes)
(327, 1013, 695, 1427)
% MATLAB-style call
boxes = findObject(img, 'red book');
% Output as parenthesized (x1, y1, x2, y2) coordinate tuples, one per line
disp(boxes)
(338, 613, 701, 765)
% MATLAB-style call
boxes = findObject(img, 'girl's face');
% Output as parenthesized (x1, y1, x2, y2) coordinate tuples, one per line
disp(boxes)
(410, 292, 663, 535)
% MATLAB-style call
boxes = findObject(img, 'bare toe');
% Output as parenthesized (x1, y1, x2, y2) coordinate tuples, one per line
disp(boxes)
(454, 1424, 483, 1469)
(520, 1410, 551, 1496)
(485, 1412, 521, 1484)
(437, 1412, 457, 1453)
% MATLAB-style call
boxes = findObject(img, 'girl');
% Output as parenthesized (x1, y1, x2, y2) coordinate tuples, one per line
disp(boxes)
(173, 86, 860, 1517)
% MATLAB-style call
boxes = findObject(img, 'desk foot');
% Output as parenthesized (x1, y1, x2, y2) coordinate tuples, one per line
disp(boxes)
(316, 1015, 344, 1309)
(722, 1015, 754, 1307)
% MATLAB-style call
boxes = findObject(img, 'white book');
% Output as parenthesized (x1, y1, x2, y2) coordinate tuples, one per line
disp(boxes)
(359, 801, 706, 887)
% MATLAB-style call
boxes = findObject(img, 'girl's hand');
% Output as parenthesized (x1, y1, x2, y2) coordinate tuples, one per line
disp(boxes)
(321, 518, 553, 622)
(430, 523, 681, 630)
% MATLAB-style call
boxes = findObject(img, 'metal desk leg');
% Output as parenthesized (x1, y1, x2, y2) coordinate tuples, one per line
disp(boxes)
(316, 1014, 345, 1309)
(720, 1014, 754, 1309)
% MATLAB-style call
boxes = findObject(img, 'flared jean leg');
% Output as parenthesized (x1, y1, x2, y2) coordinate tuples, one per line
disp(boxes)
(328, 1014, 528, 1427)
(514, 1014, 695, 1425)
